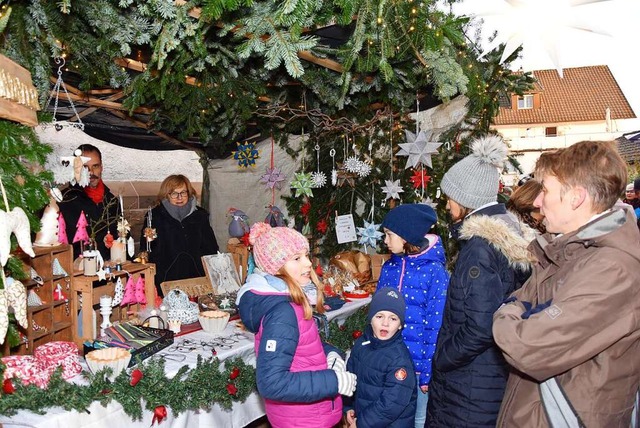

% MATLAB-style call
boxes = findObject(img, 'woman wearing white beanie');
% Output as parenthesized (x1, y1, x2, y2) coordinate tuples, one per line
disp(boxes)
(426, 135, 536, 427)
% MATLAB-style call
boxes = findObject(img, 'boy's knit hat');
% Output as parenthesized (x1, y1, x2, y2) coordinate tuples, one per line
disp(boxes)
(440, 135, 507, 209)
(368, 287, 406, 325)
(249, 222, 309, 275)
(381, 204, 437, 246)
(634, 178, 640, 192)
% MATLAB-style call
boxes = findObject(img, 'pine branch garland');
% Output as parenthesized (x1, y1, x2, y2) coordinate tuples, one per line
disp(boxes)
(0, 356, 256, 419)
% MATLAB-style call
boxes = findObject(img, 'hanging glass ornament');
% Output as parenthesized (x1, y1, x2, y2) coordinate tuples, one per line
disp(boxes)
(330, 148, 338, 186)
(311, 144, 326, 188)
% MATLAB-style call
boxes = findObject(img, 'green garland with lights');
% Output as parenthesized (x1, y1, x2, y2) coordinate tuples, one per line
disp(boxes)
(0, 356, 256, 420)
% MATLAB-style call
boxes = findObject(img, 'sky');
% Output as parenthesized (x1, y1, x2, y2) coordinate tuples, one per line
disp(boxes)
(452, 0, 640, 132)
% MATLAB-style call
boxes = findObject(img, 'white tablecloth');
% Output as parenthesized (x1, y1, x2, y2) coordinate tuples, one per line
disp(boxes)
(0, 297, 371, 428)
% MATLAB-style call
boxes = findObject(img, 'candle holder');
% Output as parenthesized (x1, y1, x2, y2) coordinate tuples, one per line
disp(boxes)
(99, 295, 113, 337)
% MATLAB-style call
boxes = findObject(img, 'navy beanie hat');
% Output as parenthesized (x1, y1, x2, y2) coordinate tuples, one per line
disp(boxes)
(634, 177, 640, 192)
(368, 287, 406, 325)
(381, 204, 437, 246)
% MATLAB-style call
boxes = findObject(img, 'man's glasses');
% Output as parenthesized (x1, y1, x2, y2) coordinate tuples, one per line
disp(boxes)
(169, 191, 188, 199)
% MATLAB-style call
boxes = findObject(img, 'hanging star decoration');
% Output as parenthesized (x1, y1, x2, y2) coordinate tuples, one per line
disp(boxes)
(381, 179, 404, 200)
(476, 0, 611, 77)
(409, 170, 431, 189)
(397, 130, 442, 169)
(290, 172, 314, 198)
(357, 221, 384, 249)
(311, 171, 327, 188)
(259, 166, 286, 190)
(336, 167, 357, 187)
(232, 141, 260, 168)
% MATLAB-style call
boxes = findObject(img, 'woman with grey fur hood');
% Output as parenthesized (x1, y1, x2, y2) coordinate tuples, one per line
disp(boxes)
(426, 135, 536, 427)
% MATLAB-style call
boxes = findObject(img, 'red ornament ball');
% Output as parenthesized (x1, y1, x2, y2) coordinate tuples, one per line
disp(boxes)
(229, 367, 240, 380)
(352, 330, 363, 339)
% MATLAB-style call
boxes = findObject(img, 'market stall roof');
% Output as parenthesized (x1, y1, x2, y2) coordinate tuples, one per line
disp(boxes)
(43, 18, 443, 158)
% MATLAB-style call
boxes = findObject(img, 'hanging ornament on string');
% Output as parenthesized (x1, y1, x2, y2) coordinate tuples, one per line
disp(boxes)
(396, 94, 442, 169)
(259, 136, 286, 193)
(409, 169, 431, 190)
(232, 141, 260, 168)
(357, 184, 384, 251)
(330, 148, 337, 186)
(311, 144, 327, 188)
(397, 129, 442, 169)
(380, 115, 403, 202)
(143, 207, 157, 252)
(290, 172, 314, 198)
(291, 127, 314, 197)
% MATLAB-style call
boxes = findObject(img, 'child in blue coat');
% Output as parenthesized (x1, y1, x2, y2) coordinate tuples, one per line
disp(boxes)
(377, 203, 449, 428)
(345, 287, 417, 428)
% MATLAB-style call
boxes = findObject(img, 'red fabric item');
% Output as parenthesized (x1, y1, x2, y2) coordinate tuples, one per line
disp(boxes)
(84, 179, 105, 203)
(152, 405, 167, 425)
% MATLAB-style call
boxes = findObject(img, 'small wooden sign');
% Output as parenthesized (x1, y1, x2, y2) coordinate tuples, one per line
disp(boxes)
(0, 54, 40, 127)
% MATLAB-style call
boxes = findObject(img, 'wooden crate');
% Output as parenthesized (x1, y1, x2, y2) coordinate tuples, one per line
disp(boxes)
(160, 276, 213, 298)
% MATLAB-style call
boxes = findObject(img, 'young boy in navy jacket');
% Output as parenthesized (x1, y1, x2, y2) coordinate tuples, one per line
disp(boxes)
(345, 287, 417, 427)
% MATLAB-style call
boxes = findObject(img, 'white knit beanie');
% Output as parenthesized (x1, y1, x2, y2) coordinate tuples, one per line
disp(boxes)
(440, 135, 507, 209)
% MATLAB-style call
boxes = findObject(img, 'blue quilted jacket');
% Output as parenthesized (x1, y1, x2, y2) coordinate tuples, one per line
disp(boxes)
(346, 324, 417, 427)
(377, 235, 449, 387)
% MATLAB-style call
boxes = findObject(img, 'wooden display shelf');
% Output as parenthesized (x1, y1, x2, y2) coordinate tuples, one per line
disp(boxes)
(71, 262, 156, 346)
(1, 244, 75, 356)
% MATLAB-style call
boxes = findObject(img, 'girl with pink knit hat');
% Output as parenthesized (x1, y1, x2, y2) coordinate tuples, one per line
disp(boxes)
(236, 222, 357, 428)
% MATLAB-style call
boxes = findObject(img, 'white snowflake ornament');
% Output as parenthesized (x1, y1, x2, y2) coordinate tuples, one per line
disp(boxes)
(344, 156, 361, 174)
(356, 162, 372, 178)
(311, 171, 327, 188)
(381, 179, 404, 201)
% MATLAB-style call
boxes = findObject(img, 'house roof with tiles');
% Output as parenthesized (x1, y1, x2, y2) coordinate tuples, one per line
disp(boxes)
(616, 131, 640, 162)
(494, 65, 636, 126)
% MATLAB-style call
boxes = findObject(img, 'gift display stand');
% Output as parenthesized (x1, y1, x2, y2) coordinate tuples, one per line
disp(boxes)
(2, 244, 75, 356)
(72, 262, 156, 347)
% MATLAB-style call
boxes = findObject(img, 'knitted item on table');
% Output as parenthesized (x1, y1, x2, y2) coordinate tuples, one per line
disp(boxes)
(249, 222, 309, 275)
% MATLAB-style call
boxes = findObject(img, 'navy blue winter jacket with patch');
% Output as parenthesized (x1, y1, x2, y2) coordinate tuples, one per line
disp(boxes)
(346, 325, 417, 428)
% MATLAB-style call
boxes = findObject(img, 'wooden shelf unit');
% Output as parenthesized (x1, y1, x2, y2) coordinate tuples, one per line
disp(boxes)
(72, 262, 156, 347)
(2, 244, 75, 355)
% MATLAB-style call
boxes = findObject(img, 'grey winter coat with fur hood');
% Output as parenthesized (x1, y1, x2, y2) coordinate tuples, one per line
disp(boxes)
(427, 203, 536, 428)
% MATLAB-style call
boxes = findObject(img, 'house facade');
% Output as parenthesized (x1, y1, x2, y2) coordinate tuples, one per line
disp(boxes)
(492, 65, 637, 185)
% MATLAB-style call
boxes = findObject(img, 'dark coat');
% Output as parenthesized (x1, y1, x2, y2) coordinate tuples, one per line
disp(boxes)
(427, 204, 535, 428)
(140, 202, 218, 295)
(346, 325, 417, 428)
(58, 183, 118, 260)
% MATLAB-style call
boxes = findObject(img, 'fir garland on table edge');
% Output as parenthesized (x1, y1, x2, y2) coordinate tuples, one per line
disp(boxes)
(0, 307, 370, 419)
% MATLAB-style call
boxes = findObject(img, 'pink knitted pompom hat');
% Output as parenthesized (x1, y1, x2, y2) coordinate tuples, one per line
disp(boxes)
(249, 222, 309, 275)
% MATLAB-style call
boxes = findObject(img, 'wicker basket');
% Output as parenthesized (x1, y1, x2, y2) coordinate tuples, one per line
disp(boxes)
(160, 276, 213, 298)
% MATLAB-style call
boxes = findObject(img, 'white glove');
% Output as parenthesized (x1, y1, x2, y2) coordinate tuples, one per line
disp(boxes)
(335, 371, 357, 397)
(326, 351, 346, 372)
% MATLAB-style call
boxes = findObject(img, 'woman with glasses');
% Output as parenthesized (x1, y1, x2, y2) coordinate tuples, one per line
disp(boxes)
(140, 174, 219, 296)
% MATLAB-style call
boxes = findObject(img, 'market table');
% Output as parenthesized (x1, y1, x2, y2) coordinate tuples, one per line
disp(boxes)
(0, 297, 371, 428)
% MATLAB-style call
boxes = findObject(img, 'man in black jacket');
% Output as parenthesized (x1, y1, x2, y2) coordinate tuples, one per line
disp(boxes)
(58, 144, 118, 260)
